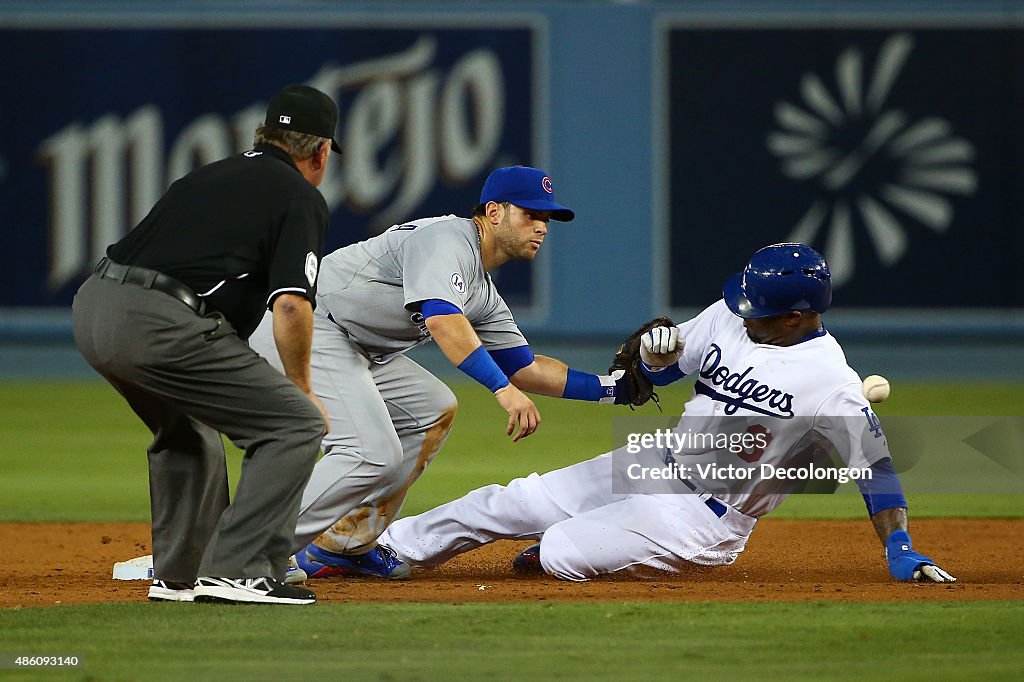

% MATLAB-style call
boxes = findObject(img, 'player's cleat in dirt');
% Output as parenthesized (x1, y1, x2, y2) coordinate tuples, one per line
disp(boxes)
(512, 544, 544, 575)
(296, 543, 411, 580)
(284, 555, 308, 584)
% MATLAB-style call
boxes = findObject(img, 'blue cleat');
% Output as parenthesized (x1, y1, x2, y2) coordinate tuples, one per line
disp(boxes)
(512, 544, 544, 575)
(296, 543, 411, 580)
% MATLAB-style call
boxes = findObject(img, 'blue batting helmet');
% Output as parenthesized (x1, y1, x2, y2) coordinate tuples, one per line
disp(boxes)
(723, 243, 832, 319)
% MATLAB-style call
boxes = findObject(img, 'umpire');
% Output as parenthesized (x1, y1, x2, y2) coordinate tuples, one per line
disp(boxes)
(72, 85, 340, 606)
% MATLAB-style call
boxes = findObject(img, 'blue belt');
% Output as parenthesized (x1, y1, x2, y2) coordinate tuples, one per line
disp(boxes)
(704, 497, 728, 518)
(680, 478, 728, 518)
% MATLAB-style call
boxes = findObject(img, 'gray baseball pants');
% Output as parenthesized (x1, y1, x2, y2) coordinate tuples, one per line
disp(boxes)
(72, 275, 324, 582)
(249, 312, 457, 554)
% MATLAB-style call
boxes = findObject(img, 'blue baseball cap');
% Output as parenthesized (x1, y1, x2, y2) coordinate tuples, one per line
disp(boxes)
(479, 166, 575, 222)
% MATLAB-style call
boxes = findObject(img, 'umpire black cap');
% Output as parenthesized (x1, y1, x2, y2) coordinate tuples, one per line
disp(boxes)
(265, 84, 342, 153)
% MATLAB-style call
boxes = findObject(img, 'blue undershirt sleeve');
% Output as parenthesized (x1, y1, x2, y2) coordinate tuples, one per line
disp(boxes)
(488, 345, 535, 378)
(855, 457, 908, 516)
(420, 298, 463, 318)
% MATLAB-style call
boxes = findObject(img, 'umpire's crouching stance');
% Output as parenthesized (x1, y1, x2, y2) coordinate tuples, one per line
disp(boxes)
(72, 85, 341, 605)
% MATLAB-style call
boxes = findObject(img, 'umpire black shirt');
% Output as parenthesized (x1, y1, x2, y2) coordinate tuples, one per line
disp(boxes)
(108, 143, 328, 338)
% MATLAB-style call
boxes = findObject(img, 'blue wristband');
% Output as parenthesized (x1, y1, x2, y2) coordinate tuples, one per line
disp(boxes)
(562, 369, 607, 401)
(640, 359, 686, 386)
(457, 346, 510, 393)
(885, 529, 935, 581)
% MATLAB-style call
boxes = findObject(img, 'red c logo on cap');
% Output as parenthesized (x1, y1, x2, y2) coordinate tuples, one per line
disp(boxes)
(542, 177, 553, 194)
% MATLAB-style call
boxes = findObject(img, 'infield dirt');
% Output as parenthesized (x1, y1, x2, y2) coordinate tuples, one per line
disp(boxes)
(2, 519, 1020, 608)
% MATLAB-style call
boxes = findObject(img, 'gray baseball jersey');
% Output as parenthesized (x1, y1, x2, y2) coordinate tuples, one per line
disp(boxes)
(316, 215, 526, 360)
(248, 214, 531, 556)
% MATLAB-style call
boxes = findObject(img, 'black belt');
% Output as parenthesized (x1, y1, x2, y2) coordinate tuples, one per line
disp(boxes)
(95, 257, 206, 315)
(680, 478, 728, 518)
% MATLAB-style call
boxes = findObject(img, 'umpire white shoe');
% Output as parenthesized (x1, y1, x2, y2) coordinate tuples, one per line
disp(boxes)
(147, 580, 195, 602)
(193, 576, 316, 605)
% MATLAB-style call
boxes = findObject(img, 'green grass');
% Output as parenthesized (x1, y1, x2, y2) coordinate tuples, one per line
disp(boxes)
(1, 381, 1021, 680)
(0, 601, 1020, 680)
(1, 380, 1022, 521)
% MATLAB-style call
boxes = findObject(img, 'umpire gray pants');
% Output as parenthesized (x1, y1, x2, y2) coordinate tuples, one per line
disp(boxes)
(72, 275, 325, 582)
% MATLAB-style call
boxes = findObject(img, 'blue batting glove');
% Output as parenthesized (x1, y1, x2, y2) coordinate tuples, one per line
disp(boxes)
(886, 530, 931, 580)
(885, 530, 955, 582)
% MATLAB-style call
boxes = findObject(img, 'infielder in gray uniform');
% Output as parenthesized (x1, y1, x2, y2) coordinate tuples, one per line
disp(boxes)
(249, 166, 635, 580)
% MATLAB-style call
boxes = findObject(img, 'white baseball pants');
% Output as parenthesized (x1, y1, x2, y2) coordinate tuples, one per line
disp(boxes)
(381, 450, 757, 581)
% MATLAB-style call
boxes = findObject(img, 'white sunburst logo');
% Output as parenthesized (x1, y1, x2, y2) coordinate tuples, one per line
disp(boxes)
(767, 33, 978, 287)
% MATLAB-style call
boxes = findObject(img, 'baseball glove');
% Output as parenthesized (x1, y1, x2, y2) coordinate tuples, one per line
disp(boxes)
(609, 316, 677, 409)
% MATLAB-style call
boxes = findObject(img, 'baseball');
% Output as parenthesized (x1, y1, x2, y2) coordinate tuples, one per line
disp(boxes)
(862, 375, 891, 403)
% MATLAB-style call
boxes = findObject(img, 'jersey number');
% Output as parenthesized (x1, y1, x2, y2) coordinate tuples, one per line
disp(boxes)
(738, 424, 773, 463)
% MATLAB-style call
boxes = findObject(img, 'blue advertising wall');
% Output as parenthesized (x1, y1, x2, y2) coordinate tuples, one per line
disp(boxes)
(660, 24, 1021, 312)
(0, 20, 543, 312)
(2, 1, 1023, 344)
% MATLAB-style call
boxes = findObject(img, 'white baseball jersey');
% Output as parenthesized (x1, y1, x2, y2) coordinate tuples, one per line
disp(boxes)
(315, 215, 526, 360)
(663, 299, 890, 517)
(382, 299, 890, 580)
